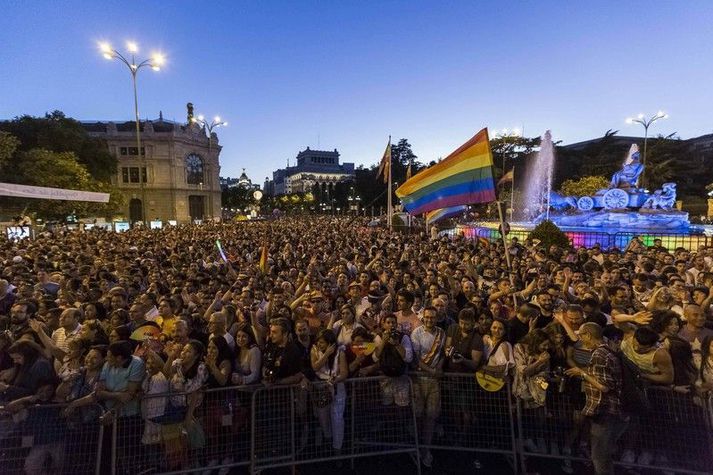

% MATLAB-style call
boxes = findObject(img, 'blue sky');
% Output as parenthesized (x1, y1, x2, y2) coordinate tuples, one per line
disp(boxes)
(2, 1, 712, 183)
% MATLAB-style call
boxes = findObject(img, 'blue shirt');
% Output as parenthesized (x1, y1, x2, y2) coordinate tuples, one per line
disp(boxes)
(100, 356, 145, 417)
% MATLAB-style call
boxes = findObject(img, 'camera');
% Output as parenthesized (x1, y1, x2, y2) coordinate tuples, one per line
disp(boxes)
(547, 366, 568, 393)
(445, 346, 463, 360)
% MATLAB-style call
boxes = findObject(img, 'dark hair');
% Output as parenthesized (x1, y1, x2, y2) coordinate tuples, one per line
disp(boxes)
(381, 313, 397, 324)
(89, 344, 109, 359)
(110, 309, 129, 326)
(351, 326, 373, 342)
(396, 289, 414, 306)
(633, 326, 659, 347)
(457, 307, 476, 323)
(235, 322, 257, 348)
(520, 329, 550, 356)
(183, 339, 206, 379)
(84, 319, 110, 345)
(108, 340, 133, 366)
(649, 310, 681, 334)
(7, 340, 42, 367)
(316, 329, 338, 366)
(112, 324, 131, 342)
(209, 335, 233, 367)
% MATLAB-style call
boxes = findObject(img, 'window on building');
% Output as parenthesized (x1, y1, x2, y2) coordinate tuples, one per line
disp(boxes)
(126, 147, 146, 156)
(121, 167, 147, 183)
(185, 153, 205, 185)
(120, 147, 128, 155)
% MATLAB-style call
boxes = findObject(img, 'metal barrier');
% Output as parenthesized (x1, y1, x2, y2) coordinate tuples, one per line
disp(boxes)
(8, 378, 706, 474)
(443, 224, 712, 251)
(516, 383, 713, 475)
(416, 372, 518, 472)
(0, 402, 104, 475)
(250, 377, 421, 474)
(111, 386, 255, 475)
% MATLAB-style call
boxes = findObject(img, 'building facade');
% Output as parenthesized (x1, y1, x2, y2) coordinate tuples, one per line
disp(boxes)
(266, 147, 354, 196)
(220, 169, 260, 190)
(83, 109, 222, 224)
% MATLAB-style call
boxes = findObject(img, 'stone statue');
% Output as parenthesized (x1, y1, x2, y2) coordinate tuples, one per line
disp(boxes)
(548, 191, 578, 210)
(641, 183, 677, 210)
(610, 144, 644, 189)
(186, 102, 194, 124)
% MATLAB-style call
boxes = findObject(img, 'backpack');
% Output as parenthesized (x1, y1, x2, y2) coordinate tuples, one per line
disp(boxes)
(380, 334, 407, 377)
(607, 347, 650, 414)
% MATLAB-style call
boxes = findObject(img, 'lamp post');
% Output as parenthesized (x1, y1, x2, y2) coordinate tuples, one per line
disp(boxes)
(99, 41, 165, 224)
(491, 128, 522, 174)
(190, 114, 228, 154)
(626, 111, 668, 188)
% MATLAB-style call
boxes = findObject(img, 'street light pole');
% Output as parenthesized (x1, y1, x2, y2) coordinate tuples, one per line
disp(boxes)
(190, 114, 228, 155)
(626, 111, 668, 188)
(190, 115, 227, 221)
(99, 41, 165, 225)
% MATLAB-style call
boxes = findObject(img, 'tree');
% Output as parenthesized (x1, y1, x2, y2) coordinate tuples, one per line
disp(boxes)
(559, 176, 610, 197)
(0, 148, 123, 219)
(490, 135, 540, 179)
(222, 186, 254, 212)
(0, 111, 117, 182)
(529, 220, 571, 251)
(0, 132, 19, 167)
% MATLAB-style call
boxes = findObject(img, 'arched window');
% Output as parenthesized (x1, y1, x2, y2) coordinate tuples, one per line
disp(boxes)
(185, 153, 204, 185)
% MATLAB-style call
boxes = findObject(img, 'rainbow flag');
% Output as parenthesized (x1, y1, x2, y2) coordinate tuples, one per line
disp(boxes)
(426, 205, 468, 224)
(396, 128, 495, 215)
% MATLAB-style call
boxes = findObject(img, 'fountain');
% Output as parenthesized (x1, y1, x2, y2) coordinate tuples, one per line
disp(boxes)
(519, 130, 555, 221)
(446, 132, 712, 250)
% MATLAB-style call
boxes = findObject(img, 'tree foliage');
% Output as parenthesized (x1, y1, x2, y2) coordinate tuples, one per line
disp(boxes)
(0, 111, 117, 182)
(0, 112, 124, 220)
(529, 220, 571, 251)
(0, 148, 124, 219)
(559, 175, 610, 197)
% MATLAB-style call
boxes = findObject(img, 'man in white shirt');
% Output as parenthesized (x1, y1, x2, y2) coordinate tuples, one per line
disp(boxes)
(51, 308, 82, 371)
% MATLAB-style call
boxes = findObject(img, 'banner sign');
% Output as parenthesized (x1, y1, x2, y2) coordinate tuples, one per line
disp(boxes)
(0, 183, 110, 203)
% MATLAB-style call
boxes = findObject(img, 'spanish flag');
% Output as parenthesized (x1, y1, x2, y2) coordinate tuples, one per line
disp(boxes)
(376, 140, 391, 184)
(498, 168, 514, 187)
(259, 245, 268, 274)
(396, 129, 495, 215)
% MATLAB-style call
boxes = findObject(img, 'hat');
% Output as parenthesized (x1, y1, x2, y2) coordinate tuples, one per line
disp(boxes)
(367, 291, 383, 303)
(348, 282, 361, 289)
(12, 256, 22, 263)
(309, 290, 325, 301)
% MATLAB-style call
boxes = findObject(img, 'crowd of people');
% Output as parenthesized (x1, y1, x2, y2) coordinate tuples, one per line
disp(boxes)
(0, 216, 712, 475)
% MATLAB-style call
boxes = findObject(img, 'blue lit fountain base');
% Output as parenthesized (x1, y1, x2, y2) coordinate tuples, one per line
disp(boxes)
(448, 218, 713, 251)
(535, 209, 690, 231)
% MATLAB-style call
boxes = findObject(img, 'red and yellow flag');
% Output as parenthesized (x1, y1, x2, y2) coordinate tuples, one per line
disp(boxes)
(259, 245, 268, 274)
(376, 141, 391, 184)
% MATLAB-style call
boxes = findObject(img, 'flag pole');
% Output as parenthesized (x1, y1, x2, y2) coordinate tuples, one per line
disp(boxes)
(387, 135, 392, 231)
(510, 165, 515, 221)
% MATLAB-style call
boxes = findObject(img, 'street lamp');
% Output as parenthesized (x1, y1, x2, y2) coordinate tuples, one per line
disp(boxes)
(190, 114, 228, 153)
(625, 111, 668, 188)
(491, 128, 522, 174)
(99, 41, 165, 224)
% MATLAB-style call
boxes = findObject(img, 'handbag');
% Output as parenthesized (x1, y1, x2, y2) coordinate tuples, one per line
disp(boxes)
(312, 381, 334, 408)
(475, 340, 506, 392)
(150, 396, 187, 425)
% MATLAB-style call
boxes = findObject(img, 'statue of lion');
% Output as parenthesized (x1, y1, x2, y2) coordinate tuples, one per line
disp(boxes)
(641, 183, 677, 210)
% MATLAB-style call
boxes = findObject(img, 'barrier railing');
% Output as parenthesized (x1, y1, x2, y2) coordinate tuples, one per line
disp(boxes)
(1, 376, 710, 474)
(516, 384, 713, 475)
(0, 402, 104, 475)
(444, 224, 712, 251)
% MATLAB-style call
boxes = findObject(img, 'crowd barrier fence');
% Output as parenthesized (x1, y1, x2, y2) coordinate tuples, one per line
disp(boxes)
(2, 375, 712, 474)
(442, 225, 713, 252)
(0, 402, 104, 475)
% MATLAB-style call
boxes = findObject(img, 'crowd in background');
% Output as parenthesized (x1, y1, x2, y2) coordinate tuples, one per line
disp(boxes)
(0, 216, 712, 475)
